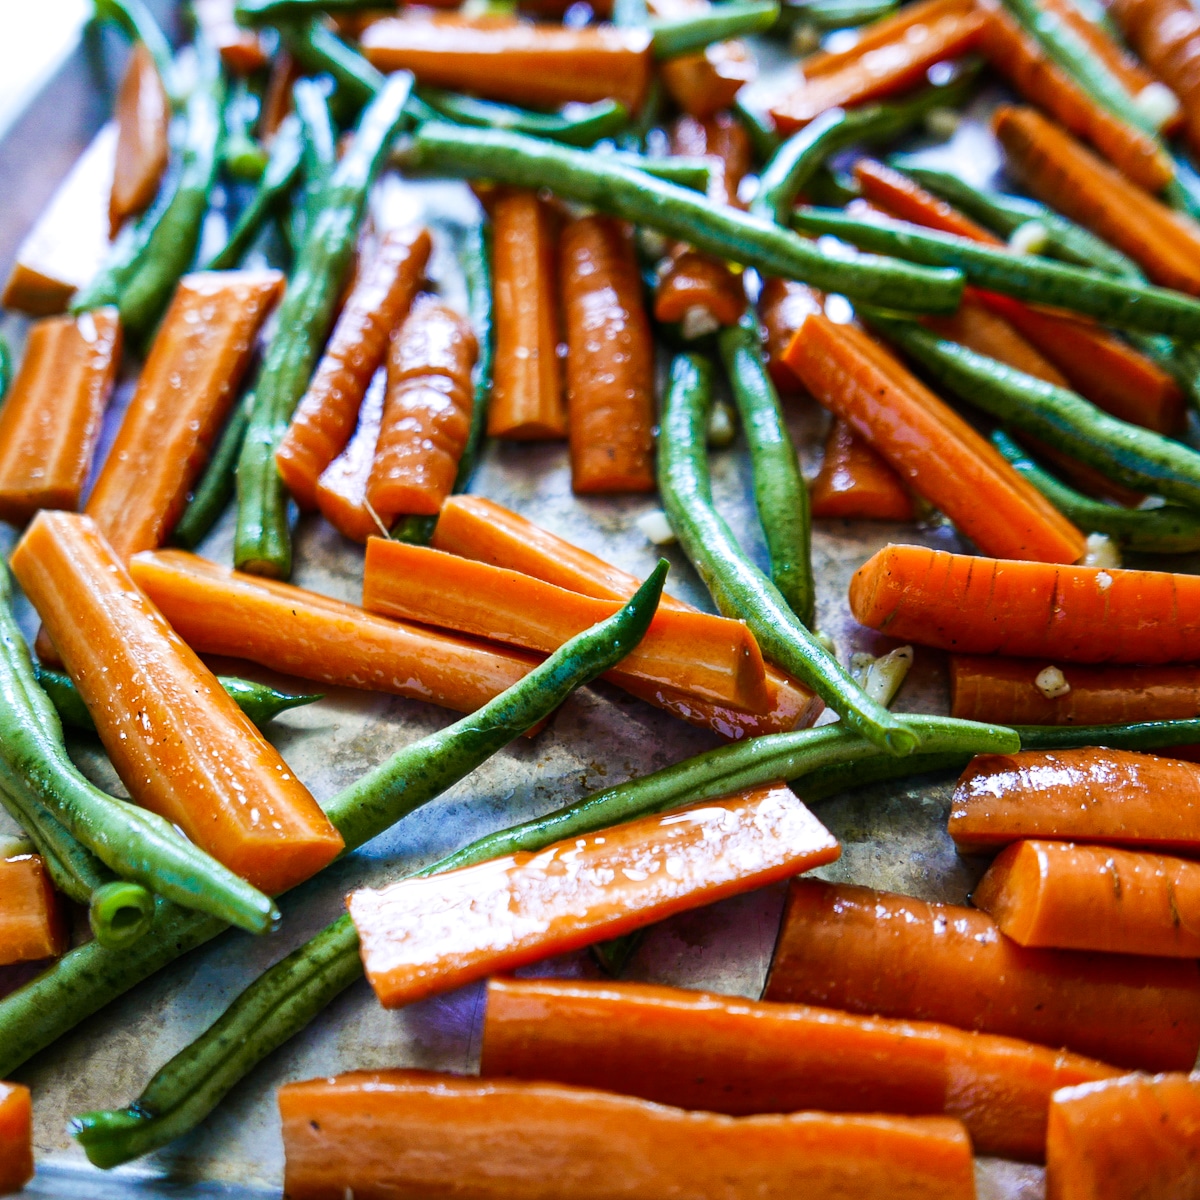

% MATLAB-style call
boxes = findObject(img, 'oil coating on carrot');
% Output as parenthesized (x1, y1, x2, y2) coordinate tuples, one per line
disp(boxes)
(810, 418, 916, 521)
(0, 1082, 32, 1197)
(314, 367, 387, 543)
(759, 277, 822, 392)
(12, 513, 344, 896)
(670, 111, 752, 208)
(0, 856, 66, 966)
(109, 41, 170, 237)
(855, 159, 997, 242)
(660, 40, 756, 119)
(351, 785, 838, 1009)
(279, 1070, 975, 1200)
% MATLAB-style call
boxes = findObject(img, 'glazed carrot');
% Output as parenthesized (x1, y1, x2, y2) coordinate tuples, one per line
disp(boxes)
(0, 1083, 32, 1197)
(661, 40, 756, 119)
(280, 1069, 974, 1200)
(365, 295, 478, 520)
(810, 419, 915, 520)
(481, 976, 1120, 1161)
(0, 309, 121, 527)
(314, 369, 387, 543)
(259, 50, 298, 141)
(109, 41, 169, 236)
(87, 270, 283, 559)
(782, 314, 1086, 563)
(488, 190, 565, 440)
(799, 0, 972, 76)
(949, 747, 1200, 855)
(1046, 1073, 1200, 1200)
(561, 216, 656, 494)
(760, 277, 822, 392)
(277, 227, 432, 510)
(764, 878, 1200, 1070)
(0, 856, 66, 966)
(12, 513, 344, 896)
(360, 17, 654, 113)
(849, 543, 1200, 663)
(193, 0, 269, 73)
(974, 839, 1200, 957)
(363, 538, 772, 712)
(350, 783, 838, 1008)
(854, 159, 997, 243)
(670, 111, 753, 208)
(925, 294, 1070, 385)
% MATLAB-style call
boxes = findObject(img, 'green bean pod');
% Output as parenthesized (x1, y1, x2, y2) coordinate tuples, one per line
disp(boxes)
(171, 393, 252, 549)
(732, 95, 781, 161)
(781, 0, 899, 29)
(650, 0, 779, 58)
(221, 77, 267, 182)
(0, 338, 10, 400)
(1017, 719, 1200, 751)
(292, 76, 338, 242)
(602, 151, 712, 191)
(237, 0, 383, 22)
(415, 90, 629, 147)
(88, 882, 156, 950)
(281, 18, 383, 112)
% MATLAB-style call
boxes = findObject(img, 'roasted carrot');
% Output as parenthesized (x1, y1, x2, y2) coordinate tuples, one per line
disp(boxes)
(193, 0, 269, 73)
(854, 159, 998, 242)
(0, 856, 66, 966)
(488, 190, 565, 440)
(561, 215, 656, 494)
(669, 111, 753, 209)
(1046, 1072, 1200, 1200)
(12, 513, 344, 896)
(782, 314, 1086, 562)
(280, 1069, 974, 1200)
(88, 270, 283, 559)
(0, 1083, 32, 1197)
(360, 16, 654, 113)
(109, 41, 170, 237)
(799, 0, 972, 76)
(760, 277, 822, 392)
(810, 418, 915, 520)
(259, 49, 298, 141)
(764, 878, 1200, 1070)
(481, 976, 1120, 1161)
(351, 784, 838, 1008)
(314, 369, 387, 543)
(850, 543, 1200, 663)
(363, 538, 772, 712)
(365, 295, 478, 520)
(654, 250, 746, 333)
(277, 227, 432, 510)
(949, 746, 1200, 856)
(661, 40, 756, 119)
(0, 309, 121, 527)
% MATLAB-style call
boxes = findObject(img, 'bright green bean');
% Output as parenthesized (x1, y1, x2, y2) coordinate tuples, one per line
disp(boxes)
(651, 0, 779, 58)
(88, 882, 156, 951)
(291, 77, 338, 252)
(782, 0, 898, 29)
(416, 90, 629, 147)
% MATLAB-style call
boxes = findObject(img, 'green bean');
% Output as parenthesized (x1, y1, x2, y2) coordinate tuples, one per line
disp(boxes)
(590, 931, 643, 976)
(171, 393, 251, 549)
(718, 313, 814, 625)
(781, 0, 898, 29)
(660, 354, 916, 754)
(92, 0, 179, 105)
(793, 206, 1200, 338)
(235, 73, 413, 579)
(221, 77, 267, 182)
(1017, 719, 1200, 751)
(290, 77, 338, 252)
(651, 0, 779, 57)
(795, 750, 973, 804)
(0, 338, 10, 400)
(805, 164, 860, 207)
(236, 0, 382, 22)
(415, 90, 629, 147)
(407, 123, 964, 314)
(88, 882, 156, 950)
(281, 18, 383, 112)
(732, 95, 781, 161)
(601, 151, 712, 191)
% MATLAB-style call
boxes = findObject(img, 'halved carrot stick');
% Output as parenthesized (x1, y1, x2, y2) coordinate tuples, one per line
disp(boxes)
(0, 308, 122, 526)
(360, 16, 654, 112)
(800, 0, 974, 76)
(194, 0, 269, 73)
(0, 856, 66, 966)
(764, 878, 1200, 1070)
(12, 513, 344, 895)
(314, 369, 387, 543)
(488, 190, 565, 440)
(782, 314, 1086, 562)
(280, 1069, 975, 1200)
(810, 418, 915, 520)
(948, 746, 1200, 855)
(277, 227, 432, 510)
(670, 112, 753, 209)
(351, 783, 838, 1008)
(109, 41, 169, 237)
(854, 159, 999, 243)
(849, 543, 1200, 663)
(481, 976, 1120, 1161)
(1046, 1073, 1200, 1200)
(0, 1083, 32, 1197)
(760, 277, 822, 392)
(88, 270, 284, 559)
(561, 216, 656, 494)
(661, 40, 756, 120)
(363, 538, 772, 712)
(429, 494, 823, 737)
(259, 49, 299, 141)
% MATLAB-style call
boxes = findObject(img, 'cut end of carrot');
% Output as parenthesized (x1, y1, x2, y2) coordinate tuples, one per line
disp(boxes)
(0, 1082, 33, 1196)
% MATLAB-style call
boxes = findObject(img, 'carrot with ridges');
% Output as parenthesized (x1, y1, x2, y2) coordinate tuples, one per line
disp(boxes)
(810, 419, 914, 520)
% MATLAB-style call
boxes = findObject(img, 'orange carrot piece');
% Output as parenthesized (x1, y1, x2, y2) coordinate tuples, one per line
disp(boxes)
(360, 16, 653, 112)
(561, 215, 656, 494)
(88, 270, 283, 559)
(765, 878, 1200, 1070)
(259, 50, 299, 141)
(363, 538, 772, 712)
(313, 368, 387, 543)
(12, 513, 343, 895)
(0, 1083, 32, 1197)
(109, 41, 170, 236)
(351, 783, 838, 1008)
(0, 308, 122, 527)
(782, 314, 1086, 562)
(669, 111, 752, 208)
(1046, 1073, 1200, 1200)
(948, 746, 1200, 856)
(279, 1069, 975, 1200)
(759, 277, 822, 392)
(661, 40, 756, 119)
(0, 856, 66, 966)
(481, 975, 1120, 1162)
(849, 543, 1200, 663)
(854, 159, 999, 242)
(653, 249, 746, 331)
(193, 0, 269, 73)
(488, 190, 565, 440)
(810, 418, 915, 520)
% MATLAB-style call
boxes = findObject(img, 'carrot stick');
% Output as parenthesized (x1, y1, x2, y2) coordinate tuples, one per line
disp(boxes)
(760, 277, 822, 392)
(481, 975, 1120, 1162)
(88, 270, 283, 559)
(561, 215, 656, 494)
(109, 41, 170, 237)
(363, 538, 772, 712)
(800, 0, 974, 76)
(0, 1083, 32, 1197)
(194, 0, 269, 73)
(660, 40, 756, 120)
(487, 190, 565, 440)
(854, 159, 1000, 243)
(849, 543, 1200, 663)
(948, 746, 1200, 855)
(259, 49, 299, 140)
(810, 419, 915, 520)
(430, 494, 823, 737)
(313, 368, 387, 543)
(360, 16, 654, 113)
(782, 314, 1087, 563)
(0, 856, 66, 966)
(670, 111, 752, 209)
(280, 1069, 975, 1200)
(277, 227, 432, 510)
(0, 309, 122, 527)
(12, 513, 344, 895)
(350, 783, 838, 1008)
(764, 878, 1200, 1070)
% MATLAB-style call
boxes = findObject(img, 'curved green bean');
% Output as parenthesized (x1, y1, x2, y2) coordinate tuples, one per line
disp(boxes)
(732, 95, 780, 161)
(89, 881, 156, 950)
(416, 90, 629, 147)
(651, 0, 779, 58)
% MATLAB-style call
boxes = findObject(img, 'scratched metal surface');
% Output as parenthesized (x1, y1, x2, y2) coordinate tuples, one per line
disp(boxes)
(0, 20, 1048, 1200)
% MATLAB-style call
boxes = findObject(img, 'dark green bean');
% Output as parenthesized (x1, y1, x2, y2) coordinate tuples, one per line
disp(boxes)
(602, 151, 712, 191)
(651, 0, 779, 58)
(88, 882, 156, 950)
(0, 338, 10, 400)
(221, 77, 267, 182)
(171, 393, 251, 549)
(281, 18, 383, 112)
(1017, 719, 1200, 751)
(236, 0, 381, 22)
(794, 750, 972, 804)
(93, 0, 179, 105)
(732, 95, 781, 161)
(416, 90, 629, 147)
